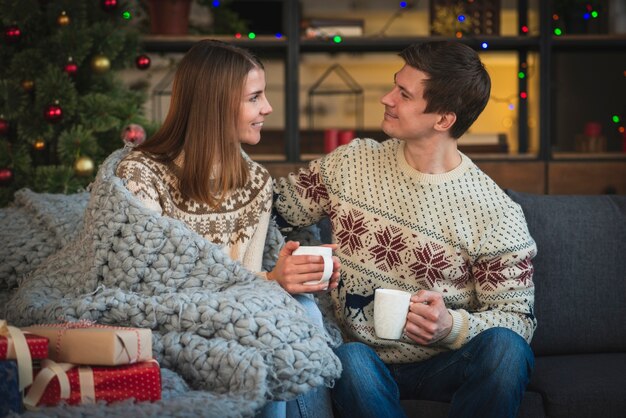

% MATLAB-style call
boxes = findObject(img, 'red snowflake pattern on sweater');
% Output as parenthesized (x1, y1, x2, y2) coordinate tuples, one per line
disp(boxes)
(450, 261, 471, 289)
(336, 210, 369, 256)
(514, 258, 534, 286)
(296, 171, 328, 204)
(408, 242, 453, 287)
(474, 258, 508, 290)
(368, 226, 407, 271)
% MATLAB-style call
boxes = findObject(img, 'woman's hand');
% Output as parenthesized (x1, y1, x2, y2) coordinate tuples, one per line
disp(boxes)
(267, 241, 340, 294)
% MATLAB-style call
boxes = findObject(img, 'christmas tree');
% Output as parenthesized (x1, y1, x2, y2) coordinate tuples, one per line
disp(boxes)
(0, 0, 153, 207)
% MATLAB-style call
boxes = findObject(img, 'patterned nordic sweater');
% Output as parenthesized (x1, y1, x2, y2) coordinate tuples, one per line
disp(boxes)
(274, 138, 537, 364)
(116, 149, 273, 273)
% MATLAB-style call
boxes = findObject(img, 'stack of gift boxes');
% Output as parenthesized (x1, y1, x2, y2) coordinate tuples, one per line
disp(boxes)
(1, 319, 161, 415)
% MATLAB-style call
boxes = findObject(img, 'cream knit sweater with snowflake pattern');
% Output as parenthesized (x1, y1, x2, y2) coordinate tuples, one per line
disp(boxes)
(274, 138, 537, 364)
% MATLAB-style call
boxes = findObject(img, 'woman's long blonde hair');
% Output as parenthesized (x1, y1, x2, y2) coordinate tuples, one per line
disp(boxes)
(137, 39, 264, 207)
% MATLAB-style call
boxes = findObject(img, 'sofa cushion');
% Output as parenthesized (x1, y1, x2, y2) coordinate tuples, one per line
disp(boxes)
(528, 353, 626, 418)
(506, 191, 626, 356)
(401, 391, 546, 418)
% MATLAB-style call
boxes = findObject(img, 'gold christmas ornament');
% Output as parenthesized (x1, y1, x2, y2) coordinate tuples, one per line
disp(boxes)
(90, 54, 111, 74)
(74, 156, 95, 176)
(57, 11, 70, 26)
(34, 139, 46, 150)
(21, 79, 35, 92)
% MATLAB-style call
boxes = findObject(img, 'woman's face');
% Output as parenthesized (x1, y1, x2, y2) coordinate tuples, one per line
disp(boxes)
(238, 67, 272, 145)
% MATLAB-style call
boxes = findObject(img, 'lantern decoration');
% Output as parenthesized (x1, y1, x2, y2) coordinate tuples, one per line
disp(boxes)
(74, 155, 95, 176)
(121, 123, 146, 146)
(44, 102, 63, 124)
(91, 54, 111, 74)
(135, 54, 151, 70)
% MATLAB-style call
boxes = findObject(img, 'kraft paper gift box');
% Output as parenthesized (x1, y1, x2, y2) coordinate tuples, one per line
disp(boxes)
(24, 359, 161, 408)
(0, 360, 23, 415)
(23, 321, 152, 366)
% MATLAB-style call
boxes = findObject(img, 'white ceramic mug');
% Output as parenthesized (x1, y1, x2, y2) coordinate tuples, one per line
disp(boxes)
(374, 288, 412, 340)
(292, 246, 333, 285)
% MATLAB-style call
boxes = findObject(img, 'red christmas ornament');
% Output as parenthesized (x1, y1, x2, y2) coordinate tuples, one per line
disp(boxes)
(0, 167, 14, 186)
(44, 103, 63, 124)
(4, 25, 21, 44)
(135, 55, 151, 70)
(101, 0, 118, 12)
(64, 58, 78, 78)
(0, 117, 9, 136)
(121, 123, 146, 146)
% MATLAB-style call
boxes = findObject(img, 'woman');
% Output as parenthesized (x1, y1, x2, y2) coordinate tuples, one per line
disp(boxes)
(116, 39, 338, 418)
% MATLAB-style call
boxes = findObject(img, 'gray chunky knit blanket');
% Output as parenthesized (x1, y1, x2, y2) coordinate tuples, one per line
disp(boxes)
(2, 148, 342, 417)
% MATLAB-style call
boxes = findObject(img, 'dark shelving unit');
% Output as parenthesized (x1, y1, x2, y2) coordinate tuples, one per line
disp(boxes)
(141, 0, 626, 194)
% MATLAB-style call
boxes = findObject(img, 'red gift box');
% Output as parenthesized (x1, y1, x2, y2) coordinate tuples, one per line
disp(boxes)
(24, 359, 161, 408)
(0, 332, 49, 360)
(1, 320, 48, 391)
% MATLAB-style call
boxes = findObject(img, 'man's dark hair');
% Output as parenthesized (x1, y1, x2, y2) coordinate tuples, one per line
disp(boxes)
(399, 41, 491, 139)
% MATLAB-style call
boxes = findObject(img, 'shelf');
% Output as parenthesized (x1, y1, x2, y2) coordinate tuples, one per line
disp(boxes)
(300, 36, 540, 53)
(142, 35, 541, 54)
(552, 152, 626, 161)
(551, 35, 626, 50)
(142, 35, 287, 53)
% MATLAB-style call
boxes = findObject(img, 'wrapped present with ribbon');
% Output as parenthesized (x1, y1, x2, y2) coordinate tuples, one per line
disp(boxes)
(0, 321, 49, 361)
(24, 320, 152, 366)
(24, 359, 161, 408)
(0, 319, 48, 392)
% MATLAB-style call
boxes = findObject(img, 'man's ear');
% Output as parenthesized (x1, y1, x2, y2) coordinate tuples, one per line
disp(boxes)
(434, 112, 457, 132)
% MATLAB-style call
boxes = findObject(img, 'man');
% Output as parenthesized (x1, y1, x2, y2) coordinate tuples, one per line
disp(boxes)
(273, 40, 537, 418)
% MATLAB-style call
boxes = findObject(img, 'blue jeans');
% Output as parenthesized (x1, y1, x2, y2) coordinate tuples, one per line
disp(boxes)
(331, 327, 534, 418)
(256, 294, 334, 418)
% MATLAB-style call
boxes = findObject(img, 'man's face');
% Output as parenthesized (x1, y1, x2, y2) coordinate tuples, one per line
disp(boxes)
(380, 65, 440, 141)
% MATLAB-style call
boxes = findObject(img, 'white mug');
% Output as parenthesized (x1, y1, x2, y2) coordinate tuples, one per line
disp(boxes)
(292, 246, 333, 285)
(374, 288, 412, 340)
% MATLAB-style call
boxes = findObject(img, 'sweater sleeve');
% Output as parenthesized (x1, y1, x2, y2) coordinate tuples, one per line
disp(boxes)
(273, 157, 333, 227)
(442, 202, 538, 349)
(115, 158, 163, 214)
